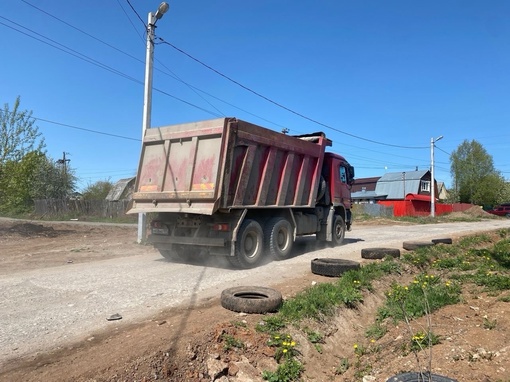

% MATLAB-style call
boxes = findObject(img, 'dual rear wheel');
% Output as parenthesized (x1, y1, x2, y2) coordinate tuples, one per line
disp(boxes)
(231, 213, 346, 269)
(230, 217, 294, 269)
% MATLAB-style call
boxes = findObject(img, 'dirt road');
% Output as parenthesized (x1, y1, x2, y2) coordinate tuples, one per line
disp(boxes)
(1, 217, 510, 381)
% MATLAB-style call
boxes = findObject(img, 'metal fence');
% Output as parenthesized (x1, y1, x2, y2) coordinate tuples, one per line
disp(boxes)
(354, 203, 394, 217)
(34, 199, 131, 219)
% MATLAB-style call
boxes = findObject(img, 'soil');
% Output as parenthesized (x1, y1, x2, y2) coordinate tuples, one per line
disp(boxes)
(0, 216, 509, 382)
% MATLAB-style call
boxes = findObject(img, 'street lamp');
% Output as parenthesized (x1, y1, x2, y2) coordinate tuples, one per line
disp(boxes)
(430, 135, 443, 218)
(138, 2, 169, 244)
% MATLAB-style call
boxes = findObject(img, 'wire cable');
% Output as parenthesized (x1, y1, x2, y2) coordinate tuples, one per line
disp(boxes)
(34, 117, 141, 142)
(158, 37, 428, 150)
(124, 0, 146, 28)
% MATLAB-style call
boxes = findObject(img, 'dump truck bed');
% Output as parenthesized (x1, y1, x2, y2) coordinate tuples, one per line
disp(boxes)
(129, 118, 331, 215)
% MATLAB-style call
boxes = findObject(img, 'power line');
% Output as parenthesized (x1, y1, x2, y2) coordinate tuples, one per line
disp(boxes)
(116, 0, 145, 43)
(158, 37, 428, 150)
(34, 117, 141, 142)
(21, 0, 143, 65)
(16, 1, 429, 149)
(0, 15, 221, 118)
(0, 16, 140, 83)
(11, 3, 431, 155)
(124, 0, 146, 28)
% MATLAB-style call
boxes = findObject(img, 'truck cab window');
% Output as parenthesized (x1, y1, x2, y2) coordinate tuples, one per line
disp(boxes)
(339, 166, 347, 183)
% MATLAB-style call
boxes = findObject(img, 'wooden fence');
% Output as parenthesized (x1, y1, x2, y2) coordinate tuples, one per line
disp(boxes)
(34, 199, 132, 219)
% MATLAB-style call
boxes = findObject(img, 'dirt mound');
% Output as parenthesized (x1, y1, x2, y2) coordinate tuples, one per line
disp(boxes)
(447, 205, 493, 219)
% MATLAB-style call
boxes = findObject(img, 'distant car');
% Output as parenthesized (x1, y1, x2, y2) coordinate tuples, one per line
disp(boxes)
(487, 204, 510, 218)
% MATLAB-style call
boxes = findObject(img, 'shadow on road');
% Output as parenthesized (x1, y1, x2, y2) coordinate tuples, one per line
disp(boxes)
(154, 236, 366, 269)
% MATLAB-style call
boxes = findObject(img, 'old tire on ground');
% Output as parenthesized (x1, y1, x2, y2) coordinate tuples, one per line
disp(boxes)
(361, 247, 401, 259)
(311, 258, 360, 277)
(331, 215, 346, 246)
(402, 241, 435, 251)
(230, 219, 264, 269)
(432, 237, 453, 245)
(386, 372, 458, 381)
(264, 217, 293, 260)
(220, 286, 283, 314)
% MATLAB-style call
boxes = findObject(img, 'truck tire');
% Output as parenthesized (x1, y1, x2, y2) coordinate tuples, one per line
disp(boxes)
(231, 219, 264, 269)
(159, 250, 179, 261)
(386, 372, 458, 382)
(402, 241, 435, 251)
(331, 215, 345, 246)
(316, 176, 327, 203)
(311, 258, 360, 277)
(361, 247, 401, 259)
(158, 245, 195, 261)
(264, 217, 293, 260)
(221, 286, 282, 313)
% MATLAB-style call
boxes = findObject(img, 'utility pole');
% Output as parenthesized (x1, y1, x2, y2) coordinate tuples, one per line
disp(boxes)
(430, 136, 443, 217)
(137, 2, 169, 244)
(57, 152, 70, 197)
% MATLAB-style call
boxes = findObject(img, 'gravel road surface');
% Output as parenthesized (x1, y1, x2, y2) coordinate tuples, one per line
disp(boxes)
(1, 219, 510, 368)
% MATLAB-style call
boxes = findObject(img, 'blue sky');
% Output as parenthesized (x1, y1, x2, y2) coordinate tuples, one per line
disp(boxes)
(1, 0, 509, 191)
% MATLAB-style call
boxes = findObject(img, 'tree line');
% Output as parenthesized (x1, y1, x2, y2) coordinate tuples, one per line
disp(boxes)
(0, 97, 113, 214)
(1, 97, 509, 215)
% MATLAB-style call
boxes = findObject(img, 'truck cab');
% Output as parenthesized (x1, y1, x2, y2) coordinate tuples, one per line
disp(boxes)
(322, 152, 355, 230)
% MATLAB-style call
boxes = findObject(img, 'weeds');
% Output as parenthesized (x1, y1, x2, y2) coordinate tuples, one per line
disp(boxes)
(221, 333, 244, 351)
(262, 358, 303, 382)
(334, 358, 350, 375)
(255, 230, 509, 381)
(482, 316, 497, 330)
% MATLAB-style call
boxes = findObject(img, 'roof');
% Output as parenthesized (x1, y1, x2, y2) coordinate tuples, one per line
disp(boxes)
(351, 177, 380, 192)
(106, 177, 136, 201)
(351, 190, 385, 200)
(378, 170, 428, 182)
(375, 170, 430, 199)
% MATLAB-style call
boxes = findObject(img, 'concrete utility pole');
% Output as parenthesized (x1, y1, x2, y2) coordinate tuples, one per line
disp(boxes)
(430, 135, 443, 217)
(138, 2, 169, 244)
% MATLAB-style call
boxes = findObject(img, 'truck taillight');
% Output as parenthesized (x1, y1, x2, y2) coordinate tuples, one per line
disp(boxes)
(212, 223, 230, 232)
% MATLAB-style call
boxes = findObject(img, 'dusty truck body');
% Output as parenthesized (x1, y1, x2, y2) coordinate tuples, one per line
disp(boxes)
(128, 118, 354, 268)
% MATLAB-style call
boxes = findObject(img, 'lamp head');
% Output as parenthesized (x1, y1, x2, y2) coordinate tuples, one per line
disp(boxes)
(154, 2, 169, 19)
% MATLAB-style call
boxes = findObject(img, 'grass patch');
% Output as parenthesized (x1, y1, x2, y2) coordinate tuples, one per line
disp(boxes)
(254, 229, 510, 381)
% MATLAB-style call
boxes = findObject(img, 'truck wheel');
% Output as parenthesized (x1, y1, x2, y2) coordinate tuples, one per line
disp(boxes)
(158, 245, 193, 261)
(331, 215, 345, 246)
(159, 250, 179, 261)
(311, 258, 360, 277)
(264, 217, 293, 260)
(231, 219, 264, 269)
(221, 286, 282, 313)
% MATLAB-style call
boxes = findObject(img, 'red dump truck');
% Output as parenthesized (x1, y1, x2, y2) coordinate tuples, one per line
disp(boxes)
(128, 118, 354, 268)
